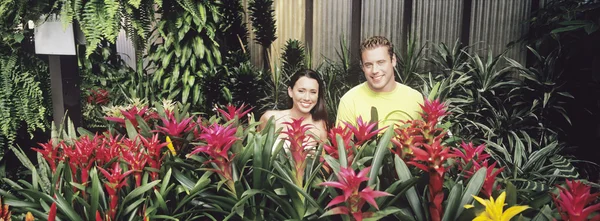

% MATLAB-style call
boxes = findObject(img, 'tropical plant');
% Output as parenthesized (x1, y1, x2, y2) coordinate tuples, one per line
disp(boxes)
(218, 0, 249, 57)
(145, 0, 222, 108)
(0, 0, 52, 157)
(282, 39, 307, 76)
(248, 0, 277, 71)
(55, 0, 157, 57)
(2, 96, 598, 220)
(318, 38, 353, 125)
(395, 38, 426, 88)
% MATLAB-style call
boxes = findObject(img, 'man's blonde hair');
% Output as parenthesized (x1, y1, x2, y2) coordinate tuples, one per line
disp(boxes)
(360, 36, 394, 59)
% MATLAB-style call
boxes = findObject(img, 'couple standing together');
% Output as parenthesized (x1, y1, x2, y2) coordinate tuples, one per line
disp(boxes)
(258, 36, 424, 149)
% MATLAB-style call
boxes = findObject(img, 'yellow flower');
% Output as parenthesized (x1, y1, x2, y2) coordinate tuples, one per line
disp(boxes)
(166, 136, 177, 155)
(25, 212, 35, 221)
(464, 191, 529, 221)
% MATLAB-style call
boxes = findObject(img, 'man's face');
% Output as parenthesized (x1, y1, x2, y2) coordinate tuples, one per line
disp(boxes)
(361, 46, 396, 93)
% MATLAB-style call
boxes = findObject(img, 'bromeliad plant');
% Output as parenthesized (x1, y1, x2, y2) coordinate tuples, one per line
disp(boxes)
(1, 99, 597, 220)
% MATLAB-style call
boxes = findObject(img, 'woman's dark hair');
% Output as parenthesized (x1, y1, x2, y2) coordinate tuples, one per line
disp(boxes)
(288, 69, 328, 125)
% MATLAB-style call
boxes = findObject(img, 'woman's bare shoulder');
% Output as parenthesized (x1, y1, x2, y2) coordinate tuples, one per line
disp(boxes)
(260, 110, 288, 122)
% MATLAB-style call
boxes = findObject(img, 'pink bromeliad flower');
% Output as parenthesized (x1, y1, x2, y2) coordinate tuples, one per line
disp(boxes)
(419, 99, 448, 126)
(217, 103, 253, 122)
(344, 116, 384, 146)
(155, 110, 194, 138)
(105, 106, 156, 128)
(552, 179, 600, 221)
(391, 121, 426, 160)
(453, 142, 490, 169)
(320, 166, 392, 221)
(323, 125, 353, 160)
(189, 123, 238, 182)
(281, 118, 314, 185)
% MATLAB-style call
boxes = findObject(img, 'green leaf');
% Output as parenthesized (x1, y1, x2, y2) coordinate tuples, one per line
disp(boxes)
(124, 119, 139, 140)
(456, 167, 486, 216)
(122, 180, 161, 206)
(368, 127, 394, 186)
(394, 155, 424, 221)
(551, 24, 586, 34)
(90, 167, 101, 220)
(442, 182, 464, 221)
(364, 207, 404, 221)
(54, 192, 84, 221)
(336, 134, 348, 168)
(506, 181, 517, 207)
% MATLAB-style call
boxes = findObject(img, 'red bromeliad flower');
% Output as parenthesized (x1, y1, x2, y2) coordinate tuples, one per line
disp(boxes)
(98, 163, 134, 221)
(155, 110, 194, 138)
(419, 99, 448, 126)
(217, 103, 253, 122)
(344, 116, 384, 146)
(552, 179, 600, 221)
(63, 135, 104, 186)
(407, 138, 454, 177)
(281, 118, 314, 185)
(96, 133, 123, 166)
(453, 142, 490, 169)
(479, 161, 504, 197)
(139, 134, 168, 180)
(322, 125, 354, 173)
(32, 140, 63, 172)
(105, 106, 156, 128)
(189, 123, 238, 182)
(87, 89, 110, 105)
(323, 125, 354, 160)
(391, 121, 426, 160)
(453, 142, 503, 197)
(48, 202, 57, 221)
(120, 138, 149, 187)
(320, 167, 392, 221)
(407, 138, 455, 221)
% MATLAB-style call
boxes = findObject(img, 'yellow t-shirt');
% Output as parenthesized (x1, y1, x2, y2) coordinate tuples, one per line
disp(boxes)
(336, 82, 424, 129)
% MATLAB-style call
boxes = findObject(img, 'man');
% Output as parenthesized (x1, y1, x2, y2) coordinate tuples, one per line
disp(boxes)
(336, 36, 423, 129)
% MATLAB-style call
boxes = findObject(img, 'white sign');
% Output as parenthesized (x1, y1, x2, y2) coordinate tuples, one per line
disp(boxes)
(34, 16, 76, 55)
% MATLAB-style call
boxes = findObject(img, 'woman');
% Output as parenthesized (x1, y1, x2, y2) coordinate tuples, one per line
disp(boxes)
(258, 69, 328, 150)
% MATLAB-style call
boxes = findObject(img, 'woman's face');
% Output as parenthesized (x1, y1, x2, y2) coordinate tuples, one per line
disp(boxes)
(288, 76, 319, 115)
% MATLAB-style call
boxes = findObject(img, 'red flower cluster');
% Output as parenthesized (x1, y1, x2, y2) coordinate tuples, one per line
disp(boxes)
(320, 167, 391, 221)
(552, 179, 600, 221)
(105, 106, 158, 128)
(217, 103, 253, 122)
(87, 89, 110, 105)
(155, 110, 195, 138)
(390, 98, 452, 221)
(189, 123, 238, 182)
(323, 117, 382, 169)
(32, 132, 170, 221)
(453, 142, 504, 197)
(281, 118, 314, 184)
